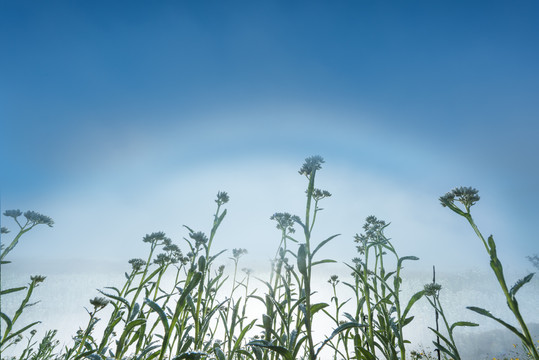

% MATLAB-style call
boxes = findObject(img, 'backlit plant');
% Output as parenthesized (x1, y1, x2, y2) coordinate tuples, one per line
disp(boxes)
(1, 157, 538, 360)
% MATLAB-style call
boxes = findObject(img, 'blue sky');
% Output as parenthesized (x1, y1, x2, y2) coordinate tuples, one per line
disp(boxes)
(1, 1, 539, 274)
(2, 1, 539, 355)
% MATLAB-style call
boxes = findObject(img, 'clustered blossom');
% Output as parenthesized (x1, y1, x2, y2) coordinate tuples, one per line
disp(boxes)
(218, 265, 225, 275)
(354, 216, 388, 254)
(298, 155, 324, 177)
(30, 275, 46, 284)
(328, 274, 339, 286)
(189, 231, 208, 247)
(3, 210, 54, 227)
(128, 258, 146, 271)
(423, 283, 442, 297)
(89, 296, 109, 310)
(216, 191, 229, 205)
(232, 248, 248, 260)
(153, 253, 172, 266)
(143, 231, 170, 244)
(440, 186, 480, 212)
(312, 188, 332, 201)
(270, 212, 301, 234)
(3, 210, 22, 218)
(24, 211, 54, 227)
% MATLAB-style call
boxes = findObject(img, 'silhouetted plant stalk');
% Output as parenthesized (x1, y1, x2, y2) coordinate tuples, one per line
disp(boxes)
(422, 282, 478, 360)
(441, 187, 539, 360)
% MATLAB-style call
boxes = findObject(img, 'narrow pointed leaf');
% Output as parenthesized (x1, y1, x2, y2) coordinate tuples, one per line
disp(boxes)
(450, 321, 479, 333)
(144, 298, 169, 333)
(510, 273, 534, 297)
(467, 306, 527, 342)
(312, 234, 340, 258)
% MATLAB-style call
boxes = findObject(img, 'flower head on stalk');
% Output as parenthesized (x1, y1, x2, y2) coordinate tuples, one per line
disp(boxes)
(328, 275, 339, 286)
(31, 275, 46, 285)
(299, 155, 324, 177)
(128, 258, 146, 271)
(24, 211, 54, 227)
(271, 212, 300, 234)
(3, 210, 22, 219)
(440, 187, 480, 214)
(190, 231, 208, 247)
(232, 248, 248, 260)
(312, 188, 332, 201)
(423, 283, 442, 297)
(143, 231, 170, 244)
(216, 191, 229, 205)
(89, 296, 109, 311)
(1, 227, 9, 234)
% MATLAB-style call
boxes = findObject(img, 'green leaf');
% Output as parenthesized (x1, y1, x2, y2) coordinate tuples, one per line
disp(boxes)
(402, 316, 414, 327)
(467, 306, 527, 343)
(397, 256, 419, 269)
(232, 319, 257, 353)
(144, 298, 169, 334)
(429, 327, 457, 354)
(248, 340, 292, 360)
(297, 244, 307, 276)
(85, 354, 103, 360)
(310, 302, 329, 316)
(311, 259, 337, 266)
(450, 321, 479, 333)
(315, 321, 364, 357)
(431, 339, 457, 360)
(128, 302, 141, 322)
(1, 286, 27, 295)
(178, 271, 202, 308)
(0, 312, 12, 329)
(172, 351, 206, 360)
(401, 290, 425, 321)
(116, 319, 146, 355)
(510, 273, 534, 297)
(214, 347, 226, 360)
(235, 349, 255, 359)
(212, 209, 227, 232)
(356, 345, 377, 360)
(135, 344, 161, 360)
(2, 321, 41, 344)
(98, 290, 130, 310)
(311, 234, 340, 258)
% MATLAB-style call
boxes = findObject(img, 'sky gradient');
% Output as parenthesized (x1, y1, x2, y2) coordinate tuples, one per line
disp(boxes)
(1, 1, 538, 356)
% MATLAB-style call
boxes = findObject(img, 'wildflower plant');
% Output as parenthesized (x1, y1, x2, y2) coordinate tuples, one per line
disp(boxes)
(1, 210, 53, 353)
(343, 216, 424, 360)
(422, 282, 478, 360)
(4, 158, 538, 360)
(441, 187, 539, 360)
